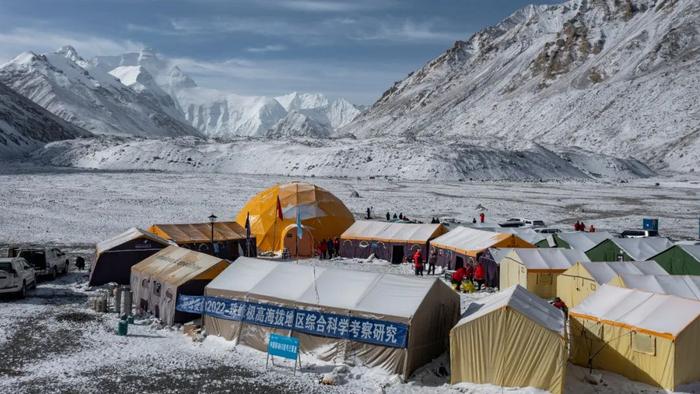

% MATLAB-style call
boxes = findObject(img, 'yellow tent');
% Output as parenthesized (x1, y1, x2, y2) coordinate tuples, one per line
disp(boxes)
(570, 285, 700, 390)
(557, 261, 668, 307)
(235, 182, 354, 256)
(430, 226, 533, 258)
(499, 248, 588, 299)
(450, 285, 567, 394)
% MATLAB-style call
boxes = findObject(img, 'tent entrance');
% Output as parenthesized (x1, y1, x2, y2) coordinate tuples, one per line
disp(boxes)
(455, 256, 465, 270)
(284, 226, 313, 257)
(391, 245, 404, 264)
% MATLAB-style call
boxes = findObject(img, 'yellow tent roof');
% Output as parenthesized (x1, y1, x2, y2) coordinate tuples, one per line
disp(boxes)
(235, 182, 355, 252)
(149, 222, 247, 244)
(430, 226, 533, 257)
(131, 245, 229, 285)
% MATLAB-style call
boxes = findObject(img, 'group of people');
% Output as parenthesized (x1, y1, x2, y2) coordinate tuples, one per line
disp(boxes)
(412, 248, 438, 276)
(386, 212, 410, 222)
(574, 221, 595, 232)
(470, 212, 486, 224)
(450, 262, 486, 292)
(317, 238, 340, 259)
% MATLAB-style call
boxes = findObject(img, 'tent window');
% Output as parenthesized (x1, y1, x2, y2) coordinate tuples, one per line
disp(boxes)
(537, 273, 553, 285)
(632, 332, 656, 356)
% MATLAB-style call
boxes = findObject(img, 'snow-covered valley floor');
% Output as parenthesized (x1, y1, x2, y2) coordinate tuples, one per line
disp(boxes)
(0, 166, 698, 246)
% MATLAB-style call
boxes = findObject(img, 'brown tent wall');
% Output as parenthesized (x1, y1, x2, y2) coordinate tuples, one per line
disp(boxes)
(339, 239, 428, 264)
(203, 280, 459, 378)
(89, 237, 167, 286)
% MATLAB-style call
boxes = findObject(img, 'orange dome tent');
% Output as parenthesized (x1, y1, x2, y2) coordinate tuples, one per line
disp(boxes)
(236, 182, 355, 257)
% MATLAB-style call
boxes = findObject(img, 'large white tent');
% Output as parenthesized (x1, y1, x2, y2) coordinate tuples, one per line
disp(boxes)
(611, 274, 700, 301)
(202, 258, 459, 377)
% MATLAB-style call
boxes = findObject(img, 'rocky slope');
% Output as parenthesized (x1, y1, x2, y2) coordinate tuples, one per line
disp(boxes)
(0, 47, 199, 138)
(344, 0, 700, 173)
(0, 81, 90, 157)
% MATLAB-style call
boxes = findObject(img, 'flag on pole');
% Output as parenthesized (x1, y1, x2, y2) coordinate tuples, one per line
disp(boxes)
(245, 212, 251, 255)
(276, 196, 283, 220)
(296, 207, 303, 240)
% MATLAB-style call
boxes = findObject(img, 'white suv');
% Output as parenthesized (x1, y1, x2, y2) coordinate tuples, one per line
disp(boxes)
(0, 257, 37, 298)
(8, 247, 69, 279)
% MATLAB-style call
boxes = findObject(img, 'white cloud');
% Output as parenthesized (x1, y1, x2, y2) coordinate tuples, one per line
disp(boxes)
(246, 44, 287, 53)
(0, 28, 142, 63)
(276, 1, 382, 12)
(353, 19, 464, 43)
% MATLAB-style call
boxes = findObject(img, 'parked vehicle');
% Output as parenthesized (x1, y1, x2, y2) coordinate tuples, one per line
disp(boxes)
(534, 228, 561, 234)
(621, 229, 659, 238)
(8, 247, 69, 279)
(0, 257, 36, 298)
(499, 218, 546, 228)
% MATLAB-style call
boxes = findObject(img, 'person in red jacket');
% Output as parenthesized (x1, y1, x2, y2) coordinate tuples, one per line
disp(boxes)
(413, 250, 423, 276)
(451, 266, 466, 287)
(551, 297, 569, 318)
(333, 237, 340, 257)
(474, 262, 486, 290)
(318, 240, 327, 260)
(479, 212, 485, 223)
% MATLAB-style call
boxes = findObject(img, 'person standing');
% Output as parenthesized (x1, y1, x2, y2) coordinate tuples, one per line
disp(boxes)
(75, 256, 85, 271)
(413, 250, 423, 276)
(479, 212, 485, 223)
(427, 249, 437, 275)
(333, 237, 340, 257)
(319, 239, 327, 259)
(589, 224, 596, 232)
(386, 212, 391, 221)
(326, 238, 335, 259)
(474, 262, 485, 290)
(366, 207, 371, 219)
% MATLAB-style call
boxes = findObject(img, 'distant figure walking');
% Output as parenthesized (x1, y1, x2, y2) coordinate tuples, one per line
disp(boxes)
(474, 262, 485, 290)
(326, 238, 335, 259)
(366, 207, 372, 219)
(319, 239, 327, 259)
(472, 217, 477, 224)
(75, 256, 85, 271)
(479, 212, 485, 223)
(386, 212, 391, 221)
(399, 213, 404, 220)
(428, 249, 437, 275)
(333, 238, 340, 257)
(589, 224, 596, 233)
(580, 221, 586, 232)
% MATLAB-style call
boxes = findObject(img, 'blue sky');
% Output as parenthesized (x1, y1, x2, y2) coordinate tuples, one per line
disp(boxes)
(0, 0, 561, 104)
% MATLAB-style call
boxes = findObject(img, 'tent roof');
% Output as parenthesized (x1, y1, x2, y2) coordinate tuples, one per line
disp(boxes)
(456, 285, 565, 335)
(473, 227, 546, 245)
(431, 227, 530, 256)
(341, 220, 447, 243)
(556, 232, 614, 251)
(609, 238, 674, 261)
(96, 227, 170, 255)
(506, 248, 590, 270)
(131, 245, 228, 286)
(580, 261, 667, 284)
(487, 248, 514, 265)
(206, 258, 439, 319)
(679, 244, 700, 262)
(150, 221, 247, 243)
(571, 284, 700, 338)
(616, 274, 700, 301)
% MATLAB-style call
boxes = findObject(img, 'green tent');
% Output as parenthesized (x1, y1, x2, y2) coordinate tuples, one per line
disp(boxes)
(545, 232, 614, 252)
(649, 245, 700, 275)
(586, 238, 673, 262)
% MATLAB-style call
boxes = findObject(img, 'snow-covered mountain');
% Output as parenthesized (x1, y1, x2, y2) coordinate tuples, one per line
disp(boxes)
(0, 80, 90, 157)
(0, 47, 199, 138)
(91, 50, 363, 138)
(344, 0, 700, 173)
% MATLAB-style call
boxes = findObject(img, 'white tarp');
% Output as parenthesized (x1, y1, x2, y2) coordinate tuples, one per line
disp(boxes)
(488, 248, 514, 265)
(557, 232, 614, 252)
(458, 285, 565, 335)
(507, 248, 590, 270)
(206, 257, 435, 318)
(468, 227, 546, 245)
(96, 227, 170, 255)
(571, 284, 700, 336)
(611, 238, 674, 261)
(341, 220, 445, 243)
(582, 261, 668, 284)
(616, 274, 700, 301)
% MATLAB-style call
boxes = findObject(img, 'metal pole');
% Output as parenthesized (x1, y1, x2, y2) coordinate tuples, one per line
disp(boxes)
(211, 222, 214, 256)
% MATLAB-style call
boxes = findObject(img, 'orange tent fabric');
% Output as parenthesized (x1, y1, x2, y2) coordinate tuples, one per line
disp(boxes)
(235, 182, 355, 253)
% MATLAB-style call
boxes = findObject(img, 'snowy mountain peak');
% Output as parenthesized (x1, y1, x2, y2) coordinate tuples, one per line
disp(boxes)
(275, 92, 329, 111)
(168, 66, 197, 89)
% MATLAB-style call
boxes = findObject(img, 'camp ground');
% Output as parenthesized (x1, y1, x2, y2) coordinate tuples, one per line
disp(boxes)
(585, 237, 674, 262)
(149, 221, 255, 260)
(339, 220, 447, 263)
(235, 182, 355, 257)
(543, 231, 614, 251)
(649, 244, 700, 274)
(130, 245, 229, 325)
(570, 285, 700, 390)
(202, 257, 459, 378)
(557, 261, 668, 307)
(609, 274, 700, 300)
(499, 248, 589, 299)
(89, 227, 171, 287)
(430, 226, 533, 270)
(450, 285, 567, 394)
